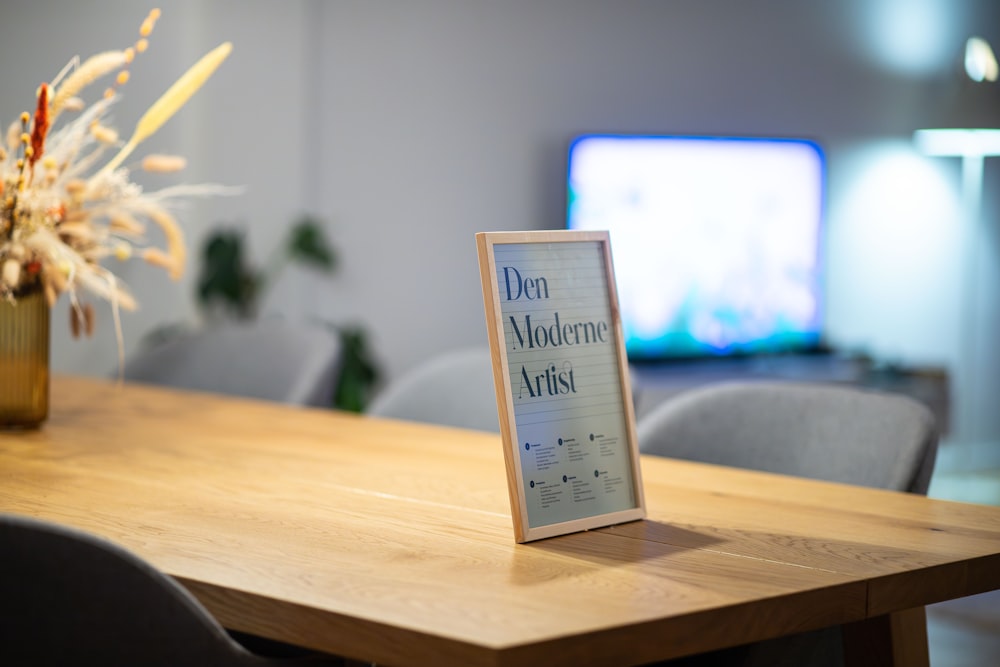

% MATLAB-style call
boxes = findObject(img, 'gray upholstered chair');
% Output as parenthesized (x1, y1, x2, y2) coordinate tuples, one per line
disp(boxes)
(123, 319, 342, 408)
(637, 380, 939, 667)
(0, 513, 343, 667)
(366, 346, 500, 432)
(637, 380, 938, 494)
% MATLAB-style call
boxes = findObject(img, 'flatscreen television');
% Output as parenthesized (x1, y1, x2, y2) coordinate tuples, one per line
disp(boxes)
(567, 134, 825, 361)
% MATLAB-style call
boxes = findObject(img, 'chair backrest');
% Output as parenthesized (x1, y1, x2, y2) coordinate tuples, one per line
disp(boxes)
(366, 347, 500, 432)
(123, 319, 341, 407)
(0, 513, 305, 667)
(637, 380, 938, 494)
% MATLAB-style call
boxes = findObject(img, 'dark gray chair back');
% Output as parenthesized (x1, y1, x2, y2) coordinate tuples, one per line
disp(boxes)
(0, 513, 323, 667)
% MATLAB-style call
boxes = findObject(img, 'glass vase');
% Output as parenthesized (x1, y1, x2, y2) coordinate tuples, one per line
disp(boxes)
(0, 288, 50, 428)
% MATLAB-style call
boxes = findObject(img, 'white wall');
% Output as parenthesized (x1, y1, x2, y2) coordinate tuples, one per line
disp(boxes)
(4, 1, 1000, 446)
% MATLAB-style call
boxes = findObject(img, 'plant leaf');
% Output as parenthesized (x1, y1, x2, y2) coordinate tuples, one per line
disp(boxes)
(197, 230, 258, 320)
(333, 326, 380, 412)
(287, 218, 336, 271)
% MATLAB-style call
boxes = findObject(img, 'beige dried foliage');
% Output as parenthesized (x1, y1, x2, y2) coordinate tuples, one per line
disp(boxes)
(108, 212, 145, 236)
(48, 265, 68, 293)
(138, 203, 185, 280)
(141, 154, 187, 173)
(56, 222, 96, 240)
(61, 97, 86, 112)
(90, 124, 119, 144)
(100, 41, 232, 176)
(50, 51, 128, 119)
(2, 258, 20, 288)
(70, 303, 82, 338)
(0, 11, 235, 369)
(141, 247, 176, 274)
(6, 121, 21, 152)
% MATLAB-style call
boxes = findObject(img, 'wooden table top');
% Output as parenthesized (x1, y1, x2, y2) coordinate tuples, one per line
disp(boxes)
(2, 376, 999, 666)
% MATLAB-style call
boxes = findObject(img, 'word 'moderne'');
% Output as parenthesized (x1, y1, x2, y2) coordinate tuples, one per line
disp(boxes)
(502, 266, 609, 400)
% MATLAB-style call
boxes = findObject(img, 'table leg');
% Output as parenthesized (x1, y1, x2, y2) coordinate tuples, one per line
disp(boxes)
(842, 607, 929, 667)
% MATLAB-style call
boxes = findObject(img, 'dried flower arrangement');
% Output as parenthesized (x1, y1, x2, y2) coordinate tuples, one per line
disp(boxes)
(0, 8, 233, 353)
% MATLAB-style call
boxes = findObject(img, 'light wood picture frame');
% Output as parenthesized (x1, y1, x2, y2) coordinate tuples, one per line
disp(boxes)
(476, 230, 646, 543)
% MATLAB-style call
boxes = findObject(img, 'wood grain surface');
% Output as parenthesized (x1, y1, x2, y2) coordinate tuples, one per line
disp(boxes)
(2, 376, 999, 666)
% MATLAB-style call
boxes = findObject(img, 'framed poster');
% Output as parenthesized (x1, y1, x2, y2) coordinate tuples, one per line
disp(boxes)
(476, 230, 646, 543)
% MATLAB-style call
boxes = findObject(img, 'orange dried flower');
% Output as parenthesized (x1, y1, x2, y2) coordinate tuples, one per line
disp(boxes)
(29, 83, 51, 169)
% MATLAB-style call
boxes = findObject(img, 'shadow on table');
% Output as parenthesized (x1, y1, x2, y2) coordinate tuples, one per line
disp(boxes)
(510, 519, 723, 579)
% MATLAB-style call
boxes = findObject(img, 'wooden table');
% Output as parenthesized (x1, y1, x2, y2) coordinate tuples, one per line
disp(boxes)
(2, 376, 999, 666)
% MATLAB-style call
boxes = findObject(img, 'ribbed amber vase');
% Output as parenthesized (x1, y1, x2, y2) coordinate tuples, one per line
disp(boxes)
(0, 288, 50, 428)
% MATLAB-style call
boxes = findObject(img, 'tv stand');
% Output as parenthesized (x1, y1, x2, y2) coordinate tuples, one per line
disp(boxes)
(629, 354, 950, 434)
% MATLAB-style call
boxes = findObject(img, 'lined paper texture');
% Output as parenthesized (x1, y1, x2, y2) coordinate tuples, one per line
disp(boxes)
(494, 241, 636, 527)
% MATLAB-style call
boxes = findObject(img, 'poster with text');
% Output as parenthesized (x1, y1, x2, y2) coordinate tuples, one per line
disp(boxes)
(478, 231, 645, 542)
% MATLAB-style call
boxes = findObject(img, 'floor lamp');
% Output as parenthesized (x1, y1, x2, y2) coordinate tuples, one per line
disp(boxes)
(912, 37, 1000, 462)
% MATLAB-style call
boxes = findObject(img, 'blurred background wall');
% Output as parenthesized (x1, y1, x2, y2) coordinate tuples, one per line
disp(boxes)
(2, 0, 999, 455)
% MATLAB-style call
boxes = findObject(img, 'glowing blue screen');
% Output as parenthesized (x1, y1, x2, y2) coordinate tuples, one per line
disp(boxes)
(567, 134, 825, 360)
